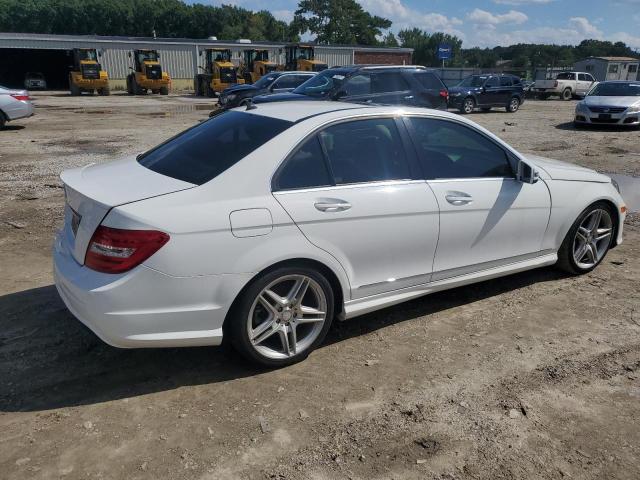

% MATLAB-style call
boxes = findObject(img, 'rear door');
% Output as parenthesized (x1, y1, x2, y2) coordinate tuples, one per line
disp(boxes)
(404, 116, 551, 278)
(412, 71, 447, 109)
(273, 117, 440, 299)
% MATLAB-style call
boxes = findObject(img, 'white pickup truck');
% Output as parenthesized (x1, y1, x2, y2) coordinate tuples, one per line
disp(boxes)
(533, 72, 596, 100)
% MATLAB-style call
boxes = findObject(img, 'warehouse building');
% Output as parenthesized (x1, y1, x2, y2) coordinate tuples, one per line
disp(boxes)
(0, 32, 413, 91)
(574, 56, 639, 82)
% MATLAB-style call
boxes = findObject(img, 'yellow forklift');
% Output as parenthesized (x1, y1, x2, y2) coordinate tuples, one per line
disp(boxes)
(240, 49, 278, 84)
(284, 44, 327, 72)
(126, 49, 170, 95)
(195, 48, 244, 97)
(68, 48, 110, 96)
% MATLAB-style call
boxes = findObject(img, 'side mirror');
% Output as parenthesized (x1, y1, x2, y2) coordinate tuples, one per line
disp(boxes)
(517, 161, 539, 184)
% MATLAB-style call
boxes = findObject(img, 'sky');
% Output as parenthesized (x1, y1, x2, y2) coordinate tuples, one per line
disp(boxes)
(191, 0, 640, 50)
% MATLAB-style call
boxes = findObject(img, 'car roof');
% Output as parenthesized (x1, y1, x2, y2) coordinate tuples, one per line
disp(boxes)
(238, 100, 463, 123)
(273, 71, 315, 75)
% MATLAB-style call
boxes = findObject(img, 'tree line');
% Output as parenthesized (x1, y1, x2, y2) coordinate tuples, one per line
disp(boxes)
(0, 0, 636, 69)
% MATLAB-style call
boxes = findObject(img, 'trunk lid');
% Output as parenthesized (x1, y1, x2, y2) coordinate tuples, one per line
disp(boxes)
(61, 156, 195, 265)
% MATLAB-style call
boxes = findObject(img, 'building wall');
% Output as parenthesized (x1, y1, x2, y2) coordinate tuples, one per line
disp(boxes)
(354, 51, 412, 65)
(575, 58, 640, 81)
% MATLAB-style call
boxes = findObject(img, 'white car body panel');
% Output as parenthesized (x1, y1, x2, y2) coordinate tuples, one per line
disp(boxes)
(0, 86, 34, 121)
(52, 102, 627, 349)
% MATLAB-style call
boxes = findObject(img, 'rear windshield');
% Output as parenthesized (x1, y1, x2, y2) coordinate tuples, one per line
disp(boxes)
(138, 111, 292, 185)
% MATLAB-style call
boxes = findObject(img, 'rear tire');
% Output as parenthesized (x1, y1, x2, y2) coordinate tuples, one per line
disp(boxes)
(160, 86, 169, 95)
(556, 201, 615, 274)
(227, 266, 335, 368)
(459, 97, 475, 114)
(0, 111, 6, 130)
(561, 88, 572, 101)
(70, 77, 80, 96)
(98, 85, 110, 96)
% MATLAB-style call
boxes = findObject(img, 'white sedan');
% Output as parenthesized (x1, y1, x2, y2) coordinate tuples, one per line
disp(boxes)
(0, 85, 34, 129)
(53, 102, 626, 366)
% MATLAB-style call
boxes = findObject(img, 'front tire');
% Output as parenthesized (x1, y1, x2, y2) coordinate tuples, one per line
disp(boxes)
(561, 88, 572, 101)
(160, 86, 169, 95)
(506, 96, 520, 112)
(557, 202, 615, 274)
(228, 266, 335, 367)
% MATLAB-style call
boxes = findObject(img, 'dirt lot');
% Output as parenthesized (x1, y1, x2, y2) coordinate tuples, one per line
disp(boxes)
(1, 93, 639, 480)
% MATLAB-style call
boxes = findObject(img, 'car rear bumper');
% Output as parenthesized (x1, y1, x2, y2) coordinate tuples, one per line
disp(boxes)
(5, 101, 34, 121)
(53, 230, 249, 348)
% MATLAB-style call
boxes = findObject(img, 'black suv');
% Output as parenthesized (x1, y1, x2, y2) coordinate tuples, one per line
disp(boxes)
(448, 74, 525, 114)
(252, 65, 449, 110)
(218, 71, 315, 109)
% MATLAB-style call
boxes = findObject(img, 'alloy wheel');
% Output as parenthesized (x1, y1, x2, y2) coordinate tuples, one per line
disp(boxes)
(247, 274, 328, 360)
(572, 208, 613, 269)
(509, 97, 519, 112)
(463, 98, 474, 114)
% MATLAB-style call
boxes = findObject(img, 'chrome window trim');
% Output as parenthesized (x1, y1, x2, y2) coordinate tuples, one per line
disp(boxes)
(273, 179, 425, 195)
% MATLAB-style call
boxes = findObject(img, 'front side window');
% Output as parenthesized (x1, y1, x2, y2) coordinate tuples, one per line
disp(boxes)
(272, 75, 303, 89)
(343, 74, 371, 96)
(318, 118, 410, 185)
(292, 68, 351, 97)
(406, 117, 513, 179)
(485, 76, 499, 88)
(499, 76, 513, 87)
(458, 75, 487, 88)
(138, 111, 292, 185)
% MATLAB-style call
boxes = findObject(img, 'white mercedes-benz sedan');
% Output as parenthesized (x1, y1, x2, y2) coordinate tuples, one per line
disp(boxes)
(53, 102, 627, 366)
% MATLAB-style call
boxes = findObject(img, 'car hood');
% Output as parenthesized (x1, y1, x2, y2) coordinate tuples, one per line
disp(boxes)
(222, 84, 258, 95)
(525, 155, 611, 183)
(583, 96, 640, 108)
(252, 92, 317, 103)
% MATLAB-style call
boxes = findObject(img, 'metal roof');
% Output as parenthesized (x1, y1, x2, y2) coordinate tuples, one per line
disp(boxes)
(582, 56, 639, 62)
(0, 32, 413, 52)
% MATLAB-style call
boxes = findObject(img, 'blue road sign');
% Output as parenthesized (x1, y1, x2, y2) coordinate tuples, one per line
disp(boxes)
(437, 44, 453, 60)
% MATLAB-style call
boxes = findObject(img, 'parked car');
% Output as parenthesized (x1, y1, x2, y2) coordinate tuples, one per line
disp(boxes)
(24, 72, 47, 90)
(54, 102, 626, 367)
(252, 65, 449, 110)
(522, 80, 534, 92)
(218, 71, 315, 109)
(574, 80, 640, 128)
(448, 74, 525, 114)
(0, 85, 34, 129)
(533, 71, 595, 100)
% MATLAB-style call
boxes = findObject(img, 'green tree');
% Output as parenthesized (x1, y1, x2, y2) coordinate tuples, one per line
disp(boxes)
(398, 29, 463, 67)
(293, 0, 391, 45)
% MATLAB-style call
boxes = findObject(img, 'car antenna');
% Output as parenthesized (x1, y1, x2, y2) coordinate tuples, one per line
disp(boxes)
(245, 99, 257, 110)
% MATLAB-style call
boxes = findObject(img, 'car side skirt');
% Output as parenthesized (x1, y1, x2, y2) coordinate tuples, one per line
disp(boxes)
(344, 251, 558, 319)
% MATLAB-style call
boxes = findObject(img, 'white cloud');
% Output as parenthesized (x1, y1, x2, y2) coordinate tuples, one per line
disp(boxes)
(568, 17, 603, 37)
(493, 0, 554, 4)
(357, 0, 465, 39)
(272, 9, 294, 23)
(610, 31, 640, 49)
(467, 8, 528, 26)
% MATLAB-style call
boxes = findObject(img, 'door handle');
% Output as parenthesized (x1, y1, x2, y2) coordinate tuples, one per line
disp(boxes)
(445, 192, 473, 206)
(314, 200, 352, 212)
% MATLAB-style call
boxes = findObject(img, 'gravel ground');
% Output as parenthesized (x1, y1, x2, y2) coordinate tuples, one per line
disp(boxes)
(1, 92, 639, 480)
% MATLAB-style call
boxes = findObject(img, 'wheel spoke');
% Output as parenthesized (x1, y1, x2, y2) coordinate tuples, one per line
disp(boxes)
(585, 243, 597, 263)
(577, 226, 590, 241)
(574, 242, 588, 262)
(589, 210, 602, 232)
(251, 319, 279, 345)
(289, 324, 297, 355)
(287, 277, 310, 306)
(297, 305, 326, 323)
(595, 228, 612, 242)
(258, 294, 279, 316)
(278, 328, 291, 356)
(263, 289, 286, 307)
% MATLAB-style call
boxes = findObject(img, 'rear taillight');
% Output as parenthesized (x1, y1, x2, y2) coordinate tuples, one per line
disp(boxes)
(84, 226, 169, 274)
(439, 89, 449, 101)
(11, 94, 30, 102)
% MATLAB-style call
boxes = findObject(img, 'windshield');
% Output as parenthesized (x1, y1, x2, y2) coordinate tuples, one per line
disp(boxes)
(78, 50, 97, 61)
(254, 74, 279, 89)
(138, 111, 292, 185)
(137, 51, 159, 63)
(588, 82, 640, 97)
(292, 68, 351, 97)
(458, 75, 487, 88)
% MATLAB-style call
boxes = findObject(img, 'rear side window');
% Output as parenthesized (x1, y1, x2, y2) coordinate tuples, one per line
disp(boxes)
(406, 117, 513, 179)
(414, 72, 444, 90)
(500, 76, 513, 86)
(371, 72, 410, 93)
(274, 136, 332, 191)
(318, 118, 410, 185)
(344, 74, 371, 96)
(485, 76, 499, 87)
(138, 111, 292, 185)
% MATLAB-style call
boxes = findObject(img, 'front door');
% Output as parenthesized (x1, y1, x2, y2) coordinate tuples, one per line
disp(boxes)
(404, 116, 551, 278)
(272, 117, 440, 299)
